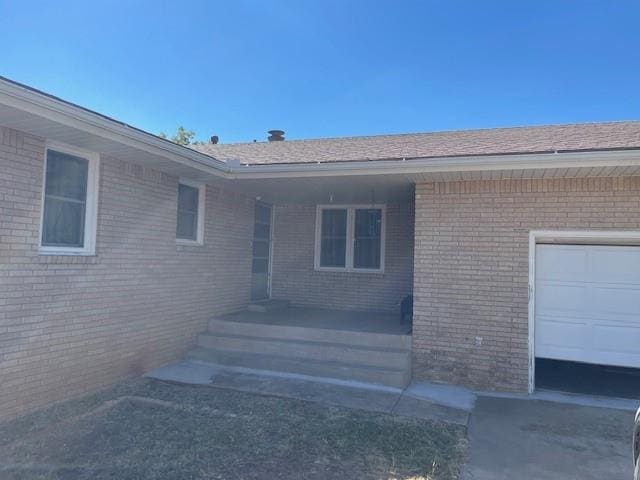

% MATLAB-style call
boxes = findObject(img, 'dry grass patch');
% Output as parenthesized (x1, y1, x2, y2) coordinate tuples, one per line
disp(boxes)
(0, 379, 467, 479)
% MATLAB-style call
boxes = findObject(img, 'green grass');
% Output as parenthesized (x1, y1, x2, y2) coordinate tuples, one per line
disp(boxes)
(0, 379, 467, 480)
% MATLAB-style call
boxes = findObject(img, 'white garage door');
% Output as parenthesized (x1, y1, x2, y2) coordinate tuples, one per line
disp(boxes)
(535, 244, 640, 368)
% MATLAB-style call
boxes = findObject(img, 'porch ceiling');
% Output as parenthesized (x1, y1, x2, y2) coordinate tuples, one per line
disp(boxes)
(230, 174, 416, 203)
(227, 162, 640, 204)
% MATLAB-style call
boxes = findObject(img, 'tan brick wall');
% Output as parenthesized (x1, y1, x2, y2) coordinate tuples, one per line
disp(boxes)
(413, 177, 640, 392)
(271, 202, 414, 312)
(0, 126, 254, 421)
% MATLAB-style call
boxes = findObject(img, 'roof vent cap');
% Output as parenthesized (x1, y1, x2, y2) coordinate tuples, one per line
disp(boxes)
(210, 135, 219, 144)
(267, 130, 285, 142)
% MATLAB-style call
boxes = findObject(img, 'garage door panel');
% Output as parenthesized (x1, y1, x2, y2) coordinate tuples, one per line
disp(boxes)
(535, 244, 640, 369)
(535, 317, 589, 350)
(594, 324, 640, 356)
(535, 283, 589, 316)
(536, 347, 593, 364)
(591, 286, 640, 317)
(590, 248, 640, 283)
(586, 352, 640, 369)
(536, 246, 588, 280)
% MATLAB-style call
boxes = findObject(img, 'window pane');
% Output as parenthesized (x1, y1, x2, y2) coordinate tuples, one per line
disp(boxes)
(42, 197, 85, 247)
(42, 150, 89, 248)
(320, 238, 346, 267)
(320, 209, 347, 267)
(354, 238, 381, 269)
(177, 184, 199, 240)
(355, 209, 381, 237)
(45, 150, 88, 201)
(354, 209, 382, 269)
(321, 209, 347, 236)
(178, 184, 199, 213)
(177, 211, 197, 240)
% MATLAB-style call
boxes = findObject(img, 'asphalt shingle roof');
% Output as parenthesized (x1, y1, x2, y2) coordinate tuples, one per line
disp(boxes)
(193, 122, 640, 165)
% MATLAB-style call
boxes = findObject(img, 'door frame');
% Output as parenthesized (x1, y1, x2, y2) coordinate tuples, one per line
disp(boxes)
(251, 201, 274, 301)
(267, 204, 275, 298)
(527, 230, 640, 394)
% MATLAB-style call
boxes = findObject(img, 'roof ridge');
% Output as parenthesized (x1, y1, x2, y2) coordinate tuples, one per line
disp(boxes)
(205, 120, 640, 147)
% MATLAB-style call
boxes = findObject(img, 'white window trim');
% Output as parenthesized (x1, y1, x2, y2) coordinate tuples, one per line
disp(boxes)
(314, 204, 386, 274)
(39, 141, 100, 256)
(176, 179, 206, 246)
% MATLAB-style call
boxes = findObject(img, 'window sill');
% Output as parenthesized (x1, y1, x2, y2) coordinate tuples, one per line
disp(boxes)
(176, 239, 205, 248)
(37, 254, 98, 265)
(314, 266, 385, 275)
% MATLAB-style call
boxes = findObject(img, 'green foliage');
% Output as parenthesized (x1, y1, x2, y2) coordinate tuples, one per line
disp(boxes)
(158, 126, 205, 146)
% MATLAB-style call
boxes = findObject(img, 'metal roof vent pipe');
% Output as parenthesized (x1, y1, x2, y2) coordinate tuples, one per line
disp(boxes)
(267, 130, 285, 141)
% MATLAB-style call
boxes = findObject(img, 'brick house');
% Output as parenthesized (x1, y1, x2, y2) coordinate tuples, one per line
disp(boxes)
(2, 76, 640, 421)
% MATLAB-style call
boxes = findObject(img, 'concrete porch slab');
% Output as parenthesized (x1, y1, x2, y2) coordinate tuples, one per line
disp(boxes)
(218, 306, 411, 335)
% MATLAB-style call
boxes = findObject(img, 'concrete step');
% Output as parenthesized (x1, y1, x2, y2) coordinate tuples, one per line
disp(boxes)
(196, 333, 411, 369)
(247, 299, 290, 313)
(207, 318, 412, 350)
(186, 347, 411, 389)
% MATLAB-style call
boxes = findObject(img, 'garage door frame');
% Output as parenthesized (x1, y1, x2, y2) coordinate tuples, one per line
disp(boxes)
(528, 230, 640, 394)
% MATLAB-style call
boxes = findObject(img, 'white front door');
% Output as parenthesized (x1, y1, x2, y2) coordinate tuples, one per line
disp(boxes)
(535, 244, 640, 368)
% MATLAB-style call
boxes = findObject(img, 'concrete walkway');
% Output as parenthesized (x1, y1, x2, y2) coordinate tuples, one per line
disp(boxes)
(146, 360, 471, 425)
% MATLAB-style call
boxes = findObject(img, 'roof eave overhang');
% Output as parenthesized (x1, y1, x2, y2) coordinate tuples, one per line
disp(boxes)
(2, 77, 639, 181)
(0, 78, 232, 176)
(227, 149, 640, 179)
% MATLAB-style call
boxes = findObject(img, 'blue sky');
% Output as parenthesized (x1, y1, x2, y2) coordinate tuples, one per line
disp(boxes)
(1, 1, 639, 143)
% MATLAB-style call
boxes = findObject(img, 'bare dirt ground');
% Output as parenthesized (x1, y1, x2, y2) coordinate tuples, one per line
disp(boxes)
(0, 378, 467, 480)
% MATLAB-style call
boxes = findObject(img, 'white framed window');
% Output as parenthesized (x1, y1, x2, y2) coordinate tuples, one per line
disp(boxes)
(176, 179, 205, 245)
(39, 142, 100, 255)
(314, 204, 386, 273)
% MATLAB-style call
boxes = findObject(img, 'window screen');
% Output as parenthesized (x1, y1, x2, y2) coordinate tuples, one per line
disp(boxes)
(41, 149, 89, 247)
(176, 183, 199, 240)
(320, 208, 347, 267)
